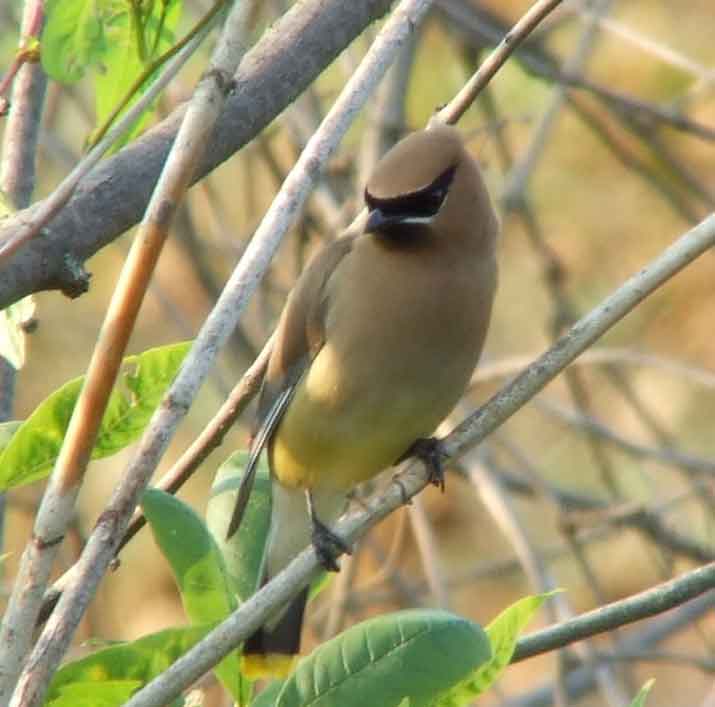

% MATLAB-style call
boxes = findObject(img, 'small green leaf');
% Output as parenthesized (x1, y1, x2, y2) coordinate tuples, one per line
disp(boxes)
(141, 489, 245, 702)
(276, 609, 490, 707)
(92, 0, 182, 149)
(451, 593, 552, 700)
(46, 625, 213, 705)
(42, 0, 107, 82)
(0, 296, 36, 369)
(629, 679, 655, 707)
(206, 451, 272, 602)
(207, 451, 330, 605)
(0, 341, 190, 491)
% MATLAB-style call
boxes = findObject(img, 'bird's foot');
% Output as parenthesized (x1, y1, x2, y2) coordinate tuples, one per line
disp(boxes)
(401, 437, 447, 492)
(311, 518, 352, 573)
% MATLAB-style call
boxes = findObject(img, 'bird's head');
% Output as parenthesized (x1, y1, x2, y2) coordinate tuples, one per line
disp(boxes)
(363, 124, 474, 238)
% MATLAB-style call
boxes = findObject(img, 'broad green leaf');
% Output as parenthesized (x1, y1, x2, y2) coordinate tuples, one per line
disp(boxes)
(206, 451, 272, 602)
(207, 450, 332, 604)
(629, 679, 655, 707)
(42, 0, 107, 82)
(276, 609, 490, 707)
(0, 296, 36, 369)
(251, 680, 285, 707)
(449, 593, 551, 701)
(0, 341, 190, 491)
(142, 489, 245, 702)
(46, 625, 212, 705)
(47, 680, 141, 707)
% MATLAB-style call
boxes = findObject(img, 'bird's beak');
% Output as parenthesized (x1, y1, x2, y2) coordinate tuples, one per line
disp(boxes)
(364, 208, 393, 234)
(365, 208, 431, 233)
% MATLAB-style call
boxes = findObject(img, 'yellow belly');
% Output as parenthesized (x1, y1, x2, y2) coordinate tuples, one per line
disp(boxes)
(269, 342, 462, 490)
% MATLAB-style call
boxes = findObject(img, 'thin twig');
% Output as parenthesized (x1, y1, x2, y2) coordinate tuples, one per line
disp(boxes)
(10, 2, 436, 706)
(408, 495, 451, 609)
(3, 3, 256, 705)
(0, 13, 218, 269)
(125, 206, 715, 707)
(34, 337, 272, 626)
(512, 562, 715, 663)
(436, 0, 565, 125)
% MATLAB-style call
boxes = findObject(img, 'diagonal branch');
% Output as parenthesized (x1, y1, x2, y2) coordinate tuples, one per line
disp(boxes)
(2, 3, 258, 705)
(0, 0, 396, 308)
(125, 208, 715, 707)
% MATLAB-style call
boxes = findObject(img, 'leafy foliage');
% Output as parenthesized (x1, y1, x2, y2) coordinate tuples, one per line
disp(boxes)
(142, 488, 246, 702)
(46, 625, 212, 707)
(273, 609, 490, 707)
(206, 451, 272, 602)
(41, 0, 184, 144)
(438, 593, 551, 703)
(0, 341, 190, 491)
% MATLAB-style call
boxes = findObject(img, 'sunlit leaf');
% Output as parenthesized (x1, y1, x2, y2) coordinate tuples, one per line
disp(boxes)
(445, 593, 553, 701)
(206, 451, 272, 602)
(629, 679, 655, 707)
(46, 625, 212, 706)
(276, 609, 490, 707)
(0, 341, 190, 491)
(42, 0, 108, 82)
(142, 489, 246, 702)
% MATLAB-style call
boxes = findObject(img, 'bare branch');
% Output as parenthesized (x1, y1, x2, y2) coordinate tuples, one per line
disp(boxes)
(436, 0, 565, 125)
(126, 207, 715, 707)
(512, 562, 715, 662)
(0, 0, 396, 308)
(3, 2, 257, 703)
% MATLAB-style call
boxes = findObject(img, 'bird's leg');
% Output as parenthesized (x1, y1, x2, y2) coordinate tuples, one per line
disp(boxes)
(306, 490, 352, 573)
(398, 437, 448, 492)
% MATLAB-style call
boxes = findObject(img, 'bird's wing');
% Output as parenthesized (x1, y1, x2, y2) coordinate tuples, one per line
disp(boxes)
(225, 236, 355, 539)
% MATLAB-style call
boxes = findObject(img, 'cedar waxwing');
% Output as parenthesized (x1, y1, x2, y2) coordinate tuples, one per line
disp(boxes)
(227, 124, 499, 678)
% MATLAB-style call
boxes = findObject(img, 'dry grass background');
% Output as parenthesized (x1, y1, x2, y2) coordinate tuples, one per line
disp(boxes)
(2, 1, 715, 705)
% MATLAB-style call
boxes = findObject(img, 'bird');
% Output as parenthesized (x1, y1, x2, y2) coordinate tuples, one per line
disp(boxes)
(226, 123, 499, 679)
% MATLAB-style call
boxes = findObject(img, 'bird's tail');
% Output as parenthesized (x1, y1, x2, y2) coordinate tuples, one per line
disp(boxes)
(240, 483, 346, 680)
(241, 586, 309, 679)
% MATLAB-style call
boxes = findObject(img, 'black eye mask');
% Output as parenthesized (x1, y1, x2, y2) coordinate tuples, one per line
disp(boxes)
(365, 163, 457, 221)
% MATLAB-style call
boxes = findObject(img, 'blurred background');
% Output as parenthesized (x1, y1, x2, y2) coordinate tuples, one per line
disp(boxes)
(1, 0, 714, 705)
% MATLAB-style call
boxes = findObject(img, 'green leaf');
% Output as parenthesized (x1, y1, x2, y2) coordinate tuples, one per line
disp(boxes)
(449, 593, 552, 701)
(629, 679, 655, 707)
(275, 609, 490, 707)
(0, 341, 190, 491)
(0, 296, 36, 369)
(92, 0, 183, 149)
(46, 625, 212, 705)
(47, 680, 141, 707)
(251, 680, 285, 707)
(206, 451, 272, 602)
(206, 451, 331, 605)
(42, 0, 108, 82)
(141, 489, 245, 702)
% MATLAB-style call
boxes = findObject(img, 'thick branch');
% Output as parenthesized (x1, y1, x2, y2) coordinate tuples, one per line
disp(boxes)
(124, 209, 715, 707)
(0, 0, 394, 308)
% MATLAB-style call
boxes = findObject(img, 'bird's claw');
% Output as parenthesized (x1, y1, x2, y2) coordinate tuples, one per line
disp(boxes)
(404, 437, 447, 492)
(311, 518, 352, 573)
